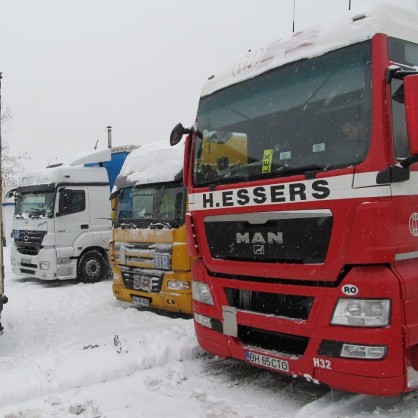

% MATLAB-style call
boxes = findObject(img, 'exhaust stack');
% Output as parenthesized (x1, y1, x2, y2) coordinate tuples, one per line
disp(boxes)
(107, 126, 112, 148)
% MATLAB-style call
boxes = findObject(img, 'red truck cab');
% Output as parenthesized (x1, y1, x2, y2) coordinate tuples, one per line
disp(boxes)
(171, 3, 418, 396)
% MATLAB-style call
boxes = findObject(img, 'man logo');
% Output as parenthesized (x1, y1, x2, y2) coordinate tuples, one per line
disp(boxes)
(253, 245, 264, 255)
(236, 231, 283, 245)
(409, 213, 418, 237)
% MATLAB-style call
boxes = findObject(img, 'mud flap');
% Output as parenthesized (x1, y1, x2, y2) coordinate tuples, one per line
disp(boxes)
(407, 365, 418, 389)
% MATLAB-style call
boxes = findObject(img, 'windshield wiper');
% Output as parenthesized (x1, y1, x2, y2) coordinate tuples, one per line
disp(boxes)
(149, 222, 171, 229)
(29, 212, 42, 219)
(15, 213, 24, 219)
(120, 222, 137, 229)
(276, 164, 329, 178)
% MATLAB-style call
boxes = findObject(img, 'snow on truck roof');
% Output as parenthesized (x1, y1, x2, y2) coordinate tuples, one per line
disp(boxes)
(17, 146, 138, 188)
(113, 140, 185, 192)
(201, 2, 418, 97)
(18, 164, 109, 188)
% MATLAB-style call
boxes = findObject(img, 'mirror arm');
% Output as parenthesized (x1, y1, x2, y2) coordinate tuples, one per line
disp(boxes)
(400, 154, 418, 168)
(376, 154, 418, 185)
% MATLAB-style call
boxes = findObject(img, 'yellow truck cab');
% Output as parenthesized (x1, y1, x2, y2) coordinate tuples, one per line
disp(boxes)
(110, 141, 192, 314)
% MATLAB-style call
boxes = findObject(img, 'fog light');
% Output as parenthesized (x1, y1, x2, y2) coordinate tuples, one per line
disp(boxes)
(40, 261, 50, 270)
(167, 280, 191, 290)
(341, 344, 387, 359)
(194, 313, 212, 329)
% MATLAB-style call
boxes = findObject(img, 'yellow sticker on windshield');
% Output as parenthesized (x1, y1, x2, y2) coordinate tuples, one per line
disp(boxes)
(262, 149, 273, 173)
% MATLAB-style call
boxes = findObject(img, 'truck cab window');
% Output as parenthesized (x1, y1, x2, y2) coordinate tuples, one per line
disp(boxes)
(391, 78, 409, 159)
(388, 37, 418, 160)
(71, 191, 86, 213)
(116, 187, 134, 219)
(59, 189, 86, 215)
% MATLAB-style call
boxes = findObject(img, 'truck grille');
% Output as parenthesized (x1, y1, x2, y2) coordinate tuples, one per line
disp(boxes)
(120, 266, 164, 293)
(239, 325, 309, 357)
(224, 288, 314, 320)
(204, 210, 332, 264)
(15, 230, 47, 256)
(115, 241, 172, 270)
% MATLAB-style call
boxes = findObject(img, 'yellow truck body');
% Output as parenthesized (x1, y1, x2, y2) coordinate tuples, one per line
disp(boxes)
(110, 141, 192, 315)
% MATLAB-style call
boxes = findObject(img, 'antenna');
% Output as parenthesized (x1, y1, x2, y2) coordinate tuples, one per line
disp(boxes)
(94, 139, 98, 150)
(292, 0, 296, 32)
(349, 0, 351, 11)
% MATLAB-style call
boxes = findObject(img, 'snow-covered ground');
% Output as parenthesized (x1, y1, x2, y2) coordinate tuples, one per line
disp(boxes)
(0, 247, 417, 418)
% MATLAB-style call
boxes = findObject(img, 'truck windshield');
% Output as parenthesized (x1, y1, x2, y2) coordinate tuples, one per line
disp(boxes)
(15, 190, 55, 219)
(194, 41, 372, 187)
(116, 183, 185, 226)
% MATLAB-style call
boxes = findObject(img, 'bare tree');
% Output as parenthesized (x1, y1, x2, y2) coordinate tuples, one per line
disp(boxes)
(1, 105, 29, 186)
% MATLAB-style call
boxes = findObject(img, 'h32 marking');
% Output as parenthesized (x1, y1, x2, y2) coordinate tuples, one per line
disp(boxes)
(313, 357, 332, 369)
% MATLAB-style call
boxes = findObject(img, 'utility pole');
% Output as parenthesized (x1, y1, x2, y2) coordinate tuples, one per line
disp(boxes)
(0, 73, 6, 335)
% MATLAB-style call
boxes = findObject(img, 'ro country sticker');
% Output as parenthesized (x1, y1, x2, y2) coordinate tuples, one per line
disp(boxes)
(341, 284, 359, 296)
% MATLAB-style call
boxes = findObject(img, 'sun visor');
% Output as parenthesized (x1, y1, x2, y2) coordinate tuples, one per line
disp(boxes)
(68, 148, 112, 166)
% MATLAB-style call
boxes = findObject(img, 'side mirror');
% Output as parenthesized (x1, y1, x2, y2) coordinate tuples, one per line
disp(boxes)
(170, 123, 187, 146)
(5, 188, 16, 198)
(404, 75, 418, 155)
(57, 188, 73, 216)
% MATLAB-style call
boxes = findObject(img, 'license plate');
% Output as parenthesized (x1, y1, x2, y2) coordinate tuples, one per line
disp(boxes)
(245, 350, 290, 373)
(131, 295, 150, 307)
(21, 258, 31, 265)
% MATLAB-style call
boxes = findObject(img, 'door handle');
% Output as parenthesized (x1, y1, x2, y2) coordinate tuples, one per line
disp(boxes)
(81, 224, 89, 229)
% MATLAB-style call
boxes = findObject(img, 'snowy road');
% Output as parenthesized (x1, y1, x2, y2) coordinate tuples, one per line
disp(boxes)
(0, 248, 417, 418)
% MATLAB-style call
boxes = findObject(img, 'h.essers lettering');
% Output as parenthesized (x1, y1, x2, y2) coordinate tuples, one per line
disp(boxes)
(201, 179, 330, 209)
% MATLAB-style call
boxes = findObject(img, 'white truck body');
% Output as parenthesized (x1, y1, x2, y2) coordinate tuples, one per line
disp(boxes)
(10, 146, 137, 281)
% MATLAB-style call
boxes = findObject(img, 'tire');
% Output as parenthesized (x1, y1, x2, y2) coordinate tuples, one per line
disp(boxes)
(77, 250, 107, 283)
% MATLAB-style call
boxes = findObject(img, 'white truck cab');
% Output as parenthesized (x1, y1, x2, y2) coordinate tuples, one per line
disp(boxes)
(10, 145, 137, 281)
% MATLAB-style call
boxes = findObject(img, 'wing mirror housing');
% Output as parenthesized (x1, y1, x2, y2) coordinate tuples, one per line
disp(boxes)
(405, 75, 418, 155)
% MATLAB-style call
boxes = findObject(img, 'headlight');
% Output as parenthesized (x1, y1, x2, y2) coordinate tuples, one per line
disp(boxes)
(192, 281, 214, 306)
(331, 298, 390, 327)
(39, 261, 50, 270)
(167, 280, 191, 290)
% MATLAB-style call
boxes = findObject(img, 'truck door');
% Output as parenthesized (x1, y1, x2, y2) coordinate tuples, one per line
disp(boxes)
(55, 187, 90, 250)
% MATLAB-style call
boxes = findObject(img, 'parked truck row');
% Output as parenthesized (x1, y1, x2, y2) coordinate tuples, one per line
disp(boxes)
(5, 1, 418, 398)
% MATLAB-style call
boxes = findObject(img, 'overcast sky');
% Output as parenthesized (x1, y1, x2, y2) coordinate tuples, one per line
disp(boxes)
(1, 0, 417, 173)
